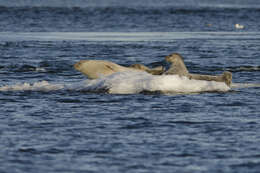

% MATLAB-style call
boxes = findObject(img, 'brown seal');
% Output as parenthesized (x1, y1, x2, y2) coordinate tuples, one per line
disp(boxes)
(164, 53, 189, 76)
(74, 60, 164, 79)
(74, 60, 133, 79)
(130, 64, 164, 75)
(164, 53, 232, 86)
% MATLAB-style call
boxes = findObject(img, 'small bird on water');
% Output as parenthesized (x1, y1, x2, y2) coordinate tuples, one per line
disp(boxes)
(235, 23, 244, 29)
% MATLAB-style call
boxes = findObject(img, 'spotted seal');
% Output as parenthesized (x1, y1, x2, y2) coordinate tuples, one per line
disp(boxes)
(164, 53, 232, 86)
(130, 64, 164, 75)
(74, 60, 164, 79)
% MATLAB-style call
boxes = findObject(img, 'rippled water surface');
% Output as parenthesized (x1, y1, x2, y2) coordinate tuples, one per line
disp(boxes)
(0, 1, 260, 173)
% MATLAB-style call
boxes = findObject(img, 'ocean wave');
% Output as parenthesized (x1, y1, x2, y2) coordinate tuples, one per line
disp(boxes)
(0, 71, 230, 94)
(0, 81, 64, 92)
(227, 66, 260, 72)
(0, 60, 73, 73)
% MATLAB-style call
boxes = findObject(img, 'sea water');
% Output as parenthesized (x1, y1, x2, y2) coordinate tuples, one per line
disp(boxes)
(0, 1, 260, 173)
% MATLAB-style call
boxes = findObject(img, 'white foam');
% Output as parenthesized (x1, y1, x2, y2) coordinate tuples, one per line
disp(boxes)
(0, 71, 231, 94)
(35, 67, 47, 72)
(83, 71, 230, 94)
(0, 81, 64, 92)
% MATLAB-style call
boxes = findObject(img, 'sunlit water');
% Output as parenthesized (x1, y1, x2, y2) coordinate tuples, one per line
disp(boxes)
(0, 1, 260, 173)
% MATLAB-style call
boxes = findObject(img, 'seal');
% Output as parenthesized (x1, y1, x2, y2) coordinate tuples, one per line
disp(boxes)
(130, 64, 164, 75)
(164, 53, 232, 86)
(74, 60, 134, 79)
(164, 53, 189, 76)
(74, 60, 163, 79)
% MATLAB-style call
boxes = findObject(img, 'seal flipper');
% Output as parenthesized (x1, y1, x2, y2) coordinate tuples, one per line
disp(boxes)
(130, 64, 164, 75)
(130, 64, 150, 71)
(222, 71, 232, 86)
(187, 72, 232, 87)
(149, 66, 165, 75)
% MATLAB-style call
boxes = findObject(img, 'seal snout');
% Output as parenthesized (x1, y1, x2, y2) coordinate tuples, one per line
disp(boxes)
(74, 60, 87, 70)
(165, 55, 171, 62)
(165, 53, 182, 63)
(74, 62, 81, 70)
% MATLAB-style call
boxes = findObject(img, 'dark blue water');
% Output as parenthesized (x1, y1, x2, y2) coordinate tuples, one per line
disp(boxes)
(1, 1, 260, 173)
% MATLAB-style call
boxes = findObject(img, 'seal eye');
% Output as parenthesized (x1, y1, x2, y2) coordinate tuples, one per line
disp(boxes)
(165, 55, 171, 62)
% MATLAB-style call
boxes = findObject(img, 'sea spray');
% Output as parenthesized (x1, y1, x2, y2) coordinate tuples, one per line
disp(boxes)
(0, 81, 64, 92)
(0, 71, 231, 94)
(83, 71, 230, 94)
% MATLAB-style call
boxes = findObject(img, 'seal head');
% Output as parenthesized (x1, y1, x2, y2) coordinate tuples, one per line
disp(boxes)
(164, 53, 189, 76)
